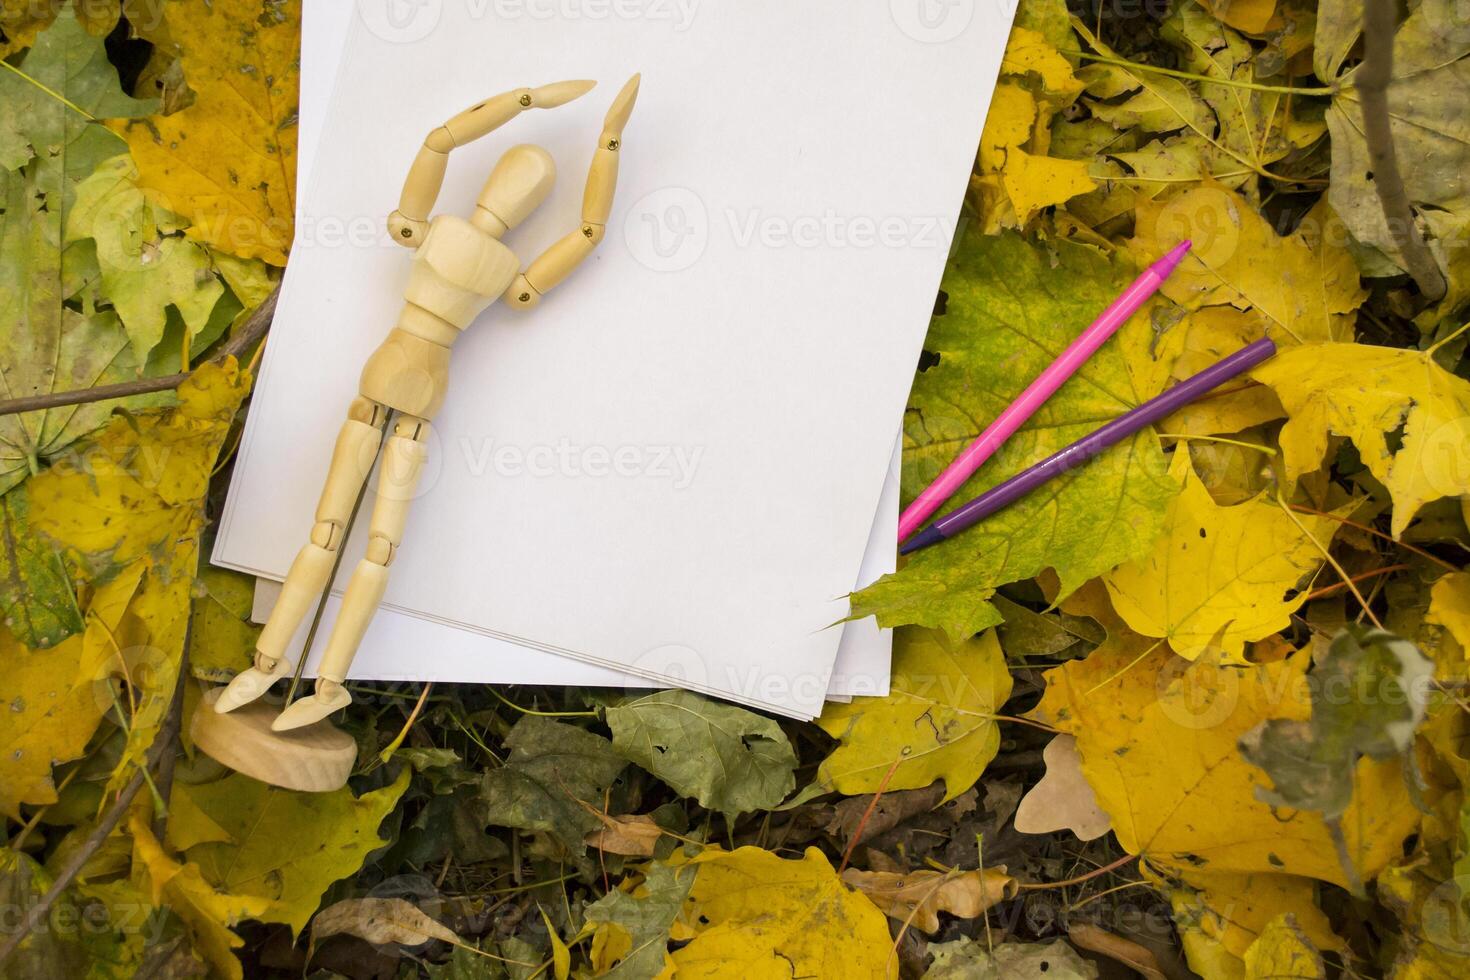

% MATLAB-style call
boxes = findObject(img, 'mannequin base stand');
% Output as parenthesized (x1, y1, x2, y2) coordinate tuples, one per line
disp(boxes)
(191, 688, 357, 792)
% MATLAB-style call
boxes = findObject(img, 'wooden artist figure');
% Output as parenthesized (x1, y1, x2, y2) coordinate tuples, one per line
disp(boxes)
(194, 76, 641, 790)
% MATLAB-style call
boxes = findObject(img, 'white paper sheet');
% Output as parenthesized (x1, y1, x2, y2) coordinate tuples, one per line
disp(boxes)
(267, 0, 897, 696)
(218, 0, 1007, 718)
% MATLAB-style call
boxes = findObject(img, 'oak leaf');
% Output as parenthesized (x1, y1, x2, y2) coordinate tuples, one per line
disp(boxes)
(816, 628, 1011, 803)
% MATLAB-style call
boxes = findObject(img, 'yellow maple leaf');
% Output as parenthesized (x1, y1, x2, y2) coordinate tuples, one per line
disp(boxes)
(1103, 452, 1333, 661)
(1156, 867, 1343, 979)
(1254, 342, 1470, 538)
(108, 0, 298, 264)
(1243, 914, 1326, 979)
(816, 628, 1012, 802)
(1427, 572, 1470, 658)
(27, 360, 248, 786)
(130, 814, 270, 980)
(1120, 305, 1285, 437)
(1037, 639, 1422, 888)
(1195, 0, 1280, 36)
(974, 27, 1096, 231)
(1132, 191, 1365, 344)
(167, 768, 411, 934)
(671, 847, 894, 978)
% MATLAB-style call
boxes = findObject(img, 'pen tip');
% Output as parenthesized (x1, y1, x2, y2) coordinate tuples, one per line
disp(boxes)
(1154, 239, 1193, 277)
(899, 526, 942, 555)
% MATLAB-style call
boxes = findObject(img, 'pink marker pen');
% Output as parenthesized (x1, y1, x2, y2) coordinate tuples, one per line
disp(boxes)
(898, 239, 1192, 544)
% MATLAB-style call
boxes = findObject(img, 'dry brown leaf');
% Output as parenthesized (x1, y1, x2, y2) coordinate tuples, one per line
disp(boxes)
(309, 897, 459, 953)
(1015, 734, 1112, 841)
(585, 814, 663, 857)
(839, 867, 1017, 934)
(1067, 923, 1169, 980)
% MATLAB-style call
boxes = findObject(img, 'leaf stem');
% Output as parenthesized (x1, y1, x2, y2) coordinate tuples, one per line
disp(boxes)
(1018, 852, 1138, 891)
(486, 687, 598, 718)
(0, 59, 96, 119)
(1425, 320, 1470, 357)
(1276, 493, 1383, 629)
(1067, 50, 1335, 96)
(1287, 504, 1459, 572)
(1158, 433, 1277, 455)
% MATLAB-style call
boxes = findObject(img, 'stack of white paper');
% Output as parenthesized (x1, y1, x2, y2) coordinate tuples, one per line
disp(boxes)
(215, 0, 1012, 719)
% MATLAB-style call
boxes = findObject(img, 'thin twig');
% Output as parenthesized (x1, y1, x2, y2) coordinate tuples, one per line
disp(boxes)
(1017, 852, 1138, 891)
(0, 650, 191, 968)
(0, 284, 279, 419)
(1356, 0, 1447, 302)
(150, 640, 192, 841)
(1305, 564, 1410, 602)
(838, 752, 906, 873)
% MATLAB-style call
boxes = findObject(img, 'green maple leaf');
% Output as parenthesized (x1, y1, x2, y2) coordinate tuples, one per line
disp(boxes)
(67, 154, 224, 360)
(852, 230, 1176, 639)
(169, 768, 411, 935)
(0, 17, 170, 495)
(0, 13, 154, 205)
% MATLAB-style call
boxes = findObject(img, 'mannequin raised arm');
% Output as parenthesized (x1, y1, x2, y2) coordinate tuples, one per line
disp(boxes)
(388, 79, 596, 247)
(503, 73, 641, 309)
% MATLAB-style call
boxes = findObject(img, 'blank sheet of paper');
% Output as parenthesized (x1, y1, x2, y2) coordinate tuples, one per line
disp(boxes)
(216, 0, 1008, 718)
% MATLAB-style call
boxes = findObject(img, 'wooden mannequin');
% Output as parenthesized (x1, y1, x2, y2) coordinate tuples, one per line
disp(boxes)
(200, 77, 641, 777)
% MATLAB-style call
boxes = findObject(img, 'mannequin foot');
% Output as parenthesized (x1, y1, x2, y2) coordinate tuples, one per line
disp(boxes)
(215, 654, 292, 713)
(271, 681, 352, 731)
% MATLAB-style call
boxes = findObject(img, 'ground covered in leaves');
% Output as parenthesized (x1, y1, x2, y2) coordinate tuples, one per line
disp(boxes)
(1, 0, 1469, 978)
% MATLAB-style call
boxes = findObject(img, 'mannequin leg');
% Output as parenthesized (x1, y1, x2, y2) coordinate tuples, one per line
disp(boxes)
(215, 397, 387, 713)
(272, 415, 430, 731)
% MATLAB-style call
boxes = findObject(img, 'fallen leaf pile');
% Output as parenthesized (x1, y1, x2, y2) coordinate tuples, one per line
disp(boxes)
(2, 1, 1469, 978)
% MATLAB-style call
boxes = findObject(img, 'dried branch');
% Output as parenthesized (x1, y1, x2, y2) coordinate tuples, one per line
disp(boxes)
(0, 283, 279, 419)
(1357, 0, 1448, 302)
